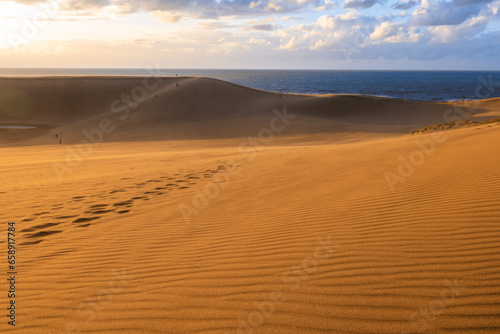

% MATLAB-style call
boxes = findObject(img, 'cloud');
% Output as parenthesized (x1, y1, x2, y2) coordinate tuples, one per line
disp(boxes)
(344, 0, 381, 9)
(411, 0, 488, 26)
(0, 0, 45, 3)
(246, 37, 271, 45)
(314, 0, 336, 11)
(428, 13, 489, 43)
(150, 10, 183, 23)
(246, 23, 276, 31)
(279, 16, 303, 21)
(272, 7, 495, 63)
(370, 22, 421, 43)
(490, 0, 500, 15)
(2, 0, 499, 69)
(393, 0, 419, 10)
(198, 21, 238, 29)
(50, 0, 334, 19)
(59, 0, 111, 11)
(275, 14, 381, 52)
(453, 0, 492, 6)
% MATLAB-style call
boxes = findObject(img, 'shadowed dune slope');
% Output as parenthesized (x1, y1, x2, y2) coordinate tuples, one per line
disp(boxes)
(1, 76, 500, 145)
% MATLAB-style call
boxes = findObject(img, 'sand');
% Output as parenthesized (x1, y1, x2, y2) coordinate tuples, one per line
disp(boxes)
(1, 76, 499, 333)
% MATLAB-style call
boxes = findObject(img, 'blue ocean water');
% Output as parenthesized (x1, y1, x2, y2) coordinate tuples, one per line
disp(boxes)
(1, 68, 499, 102)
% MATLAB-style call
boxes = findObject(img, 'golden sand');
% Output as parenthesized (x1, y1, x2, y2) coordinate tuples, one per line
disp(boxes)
(1, 76, 499, 333)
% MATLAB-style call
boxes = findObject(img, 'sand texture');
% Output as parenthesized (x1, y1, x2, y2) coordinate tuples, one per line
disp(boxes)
(1, 76, 499, 333)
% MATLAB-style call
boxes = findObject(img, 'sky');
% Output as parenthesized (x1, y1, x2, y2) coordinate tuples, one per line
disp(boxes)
(0, 0, 499, 70)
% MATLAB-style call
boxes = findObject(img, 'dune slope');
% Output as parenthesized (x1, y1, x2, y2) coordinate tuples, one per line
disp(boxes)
(2, 76, 499, 145)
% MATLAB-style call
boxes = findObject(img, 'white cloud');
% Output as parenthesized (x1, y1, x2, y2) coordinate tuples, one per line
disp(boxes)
(314, 0, 336, 11)
(279, 35, 298, 50)
(275, 14, 379, 52)
(428, 13, 489, 43)
(279, 16, 303, 21)
(370, 22, 421, 43)
(246, 37, 271, 45)
(59, 0, 111, 11)
(490, 0, 500, 15)
(150, 10, 183, 23)
(249, 1, 262, 9)
(264, 1, 284, 11)
(411, 0, 488, 25)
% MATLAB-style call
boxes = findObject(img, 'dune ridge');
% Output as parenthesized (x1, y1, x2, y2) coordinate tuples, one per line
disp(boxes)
(2, 76, 500, 145)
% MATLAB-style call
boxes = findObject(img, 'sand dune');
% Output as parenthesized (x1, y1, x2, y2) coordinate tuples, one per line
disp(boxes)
(2, 76, 499, 145)
(1, 76, 499, 333)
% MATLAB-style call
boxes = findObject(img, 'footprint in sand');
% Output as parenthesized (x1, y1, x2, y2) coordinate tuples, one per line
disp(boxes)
(21, 240, 43, 246)
(73, 217, 100, 224)
(55, 215, 78, 220)
(26, 230, 62, 239)
(33, 211, 50, 216)
(91, 209, 114, 214)
(22, 222, 60, 233)
(113, 200, 134, 207)
(21, 163, 233, 246)
(89, 204, 108, 209)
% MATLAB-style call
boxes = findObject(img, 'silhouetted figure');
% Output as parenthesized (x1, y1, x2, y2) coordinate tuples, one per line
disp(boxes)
(55, 134, 58, 138)
(59, 139, 62, 144)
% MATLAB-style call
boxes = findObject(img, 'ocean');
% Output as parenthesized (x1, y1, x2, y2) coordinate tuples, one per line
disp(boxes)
(1, 68, 499, 102)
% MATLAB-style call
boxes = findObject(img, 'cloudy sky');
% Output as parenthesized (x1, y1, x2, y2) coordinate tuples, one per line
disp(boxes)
(0, 0, 499, 69)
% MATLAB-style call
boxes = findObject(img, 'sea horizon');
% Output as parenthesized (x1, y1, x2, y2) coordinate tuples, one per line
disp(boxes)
(1, 68, 499, 102)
